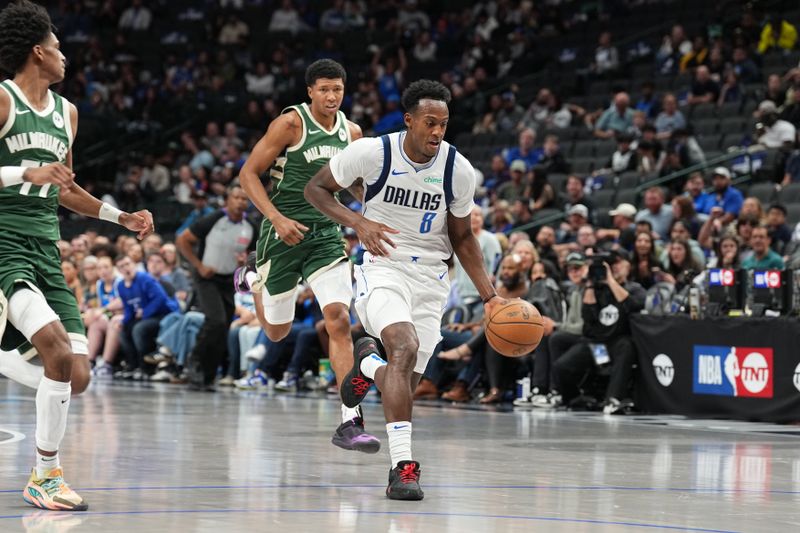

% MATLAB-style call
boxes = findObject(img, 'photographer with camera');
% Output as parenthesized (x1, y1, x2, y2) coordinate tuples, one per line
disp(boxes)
(552, 250, 645, 414)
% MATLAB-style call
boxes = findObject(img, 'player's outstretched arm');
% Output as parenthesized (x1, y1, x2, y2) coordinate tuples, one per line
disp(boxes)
(306, 163, 398, 256)
(447, 212, 507, 316)
(57, 102, 154, 238)
(240, 112, 308, 246)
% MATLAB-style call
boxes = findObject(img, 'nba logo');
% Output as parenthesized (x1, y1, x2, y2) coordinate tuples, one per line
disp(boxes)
(693, 345, 773, 398)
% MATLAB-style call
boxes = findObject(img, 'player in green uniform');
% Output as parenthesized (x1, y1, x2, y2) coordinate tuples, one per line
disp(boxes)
(0, 0, 154, 511)
(239, 59, 380, 452)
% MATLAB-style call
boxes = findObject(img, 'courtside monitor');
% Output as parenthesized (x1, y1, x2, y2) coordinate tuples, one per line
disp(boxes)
(707, 268, 743, 315)
(750, 270, 790, 315)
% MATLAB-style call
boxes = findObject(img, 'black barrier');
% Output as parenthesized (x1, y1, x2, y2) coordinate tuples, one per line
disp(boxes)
(631, 315, 800, 423)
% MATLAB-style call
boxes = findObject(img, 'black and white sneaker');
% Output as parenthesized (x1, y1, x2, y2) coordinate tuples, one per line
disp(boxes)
(340, 337, 381, 408)
(233, 251, 258, 294)
(331, 408, 381, 454)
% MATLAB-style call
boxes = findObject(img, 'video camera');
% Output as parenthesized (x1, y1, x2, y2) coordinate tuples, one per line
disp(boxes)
(588, 253, 612, 284)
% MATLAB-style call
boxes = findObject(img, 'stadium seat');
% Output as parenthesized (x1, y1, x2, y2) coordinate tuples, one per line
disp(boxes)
(571, 140, 596, 158)
(719, 117, 747, 134)
(692, 119, 719, 136)
(615, 188, 639, 206)
(615, 171, 641, 190)
(594, 208, 612, 229)
(690, 104, 716, 120)
(548, 173, 568, 193)
(747, 182, 778, 205)
(778, 183, 800, 204)
(571, 158, 595, 174)
(786, 203, 800, 226)
(590, 189, 616, 209)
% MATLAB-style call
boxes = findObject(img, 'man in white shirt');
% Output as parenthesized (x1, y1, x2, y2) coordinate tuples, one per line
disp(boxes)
(757, 100, 797, 149)
(305, 80, 506, 501)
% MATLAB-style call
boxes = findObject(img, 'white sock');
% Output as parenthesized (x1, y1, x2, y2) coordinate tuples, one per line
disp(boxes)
(95, 359, 106, 368)
(360, 353, 387, 380)
(0, 349, 44, 390)
(342, 404, 361, 423)
(386, 421, 412, 467)
(36, 451, 60, 478)
(35, 376, 71, 477)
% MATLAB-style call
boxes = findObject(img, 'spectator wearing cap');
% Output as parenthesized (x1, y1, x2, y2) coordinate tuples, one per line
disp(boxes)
(654, 94, 686, 140)
(766, 204, 791, 254)
(594, 92, 634, 139)
(756, 100, 797, 150)
(562, 175, 594, 220)
(742, 226, 785, 270)
(597, 203, 638, 251)
(635, 187, 673, 240)
(176, 189, 215, 236)
(695, 167, 743, 225)
(503, 128, 541, 170)
(558, 204, 589, 245)
(497, 160, 528, 202)
(603, 133, 638, 174)
(496, 91, 525, 132)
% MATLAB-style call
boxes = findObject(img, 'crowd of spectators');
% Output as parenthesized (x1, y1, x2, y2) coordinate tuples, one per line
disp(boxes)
(27, 2, 800, 411)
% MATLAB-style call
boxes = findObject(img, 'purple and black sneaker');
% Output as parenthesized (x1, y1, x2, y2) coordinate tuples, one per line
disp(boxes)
(234, 252, 257, 294)
(331, 407, 381, 454)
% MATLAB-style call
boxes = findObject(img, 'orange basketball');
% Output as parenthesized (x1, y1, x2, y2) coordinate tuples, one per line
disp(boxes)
(485, 299, 544, 358)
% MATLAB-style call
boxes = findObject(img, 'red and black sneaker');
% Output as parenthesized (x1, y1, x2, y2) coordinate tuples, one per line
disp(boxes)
(340, 337, 382, 408)
(386, 460, 424, 501)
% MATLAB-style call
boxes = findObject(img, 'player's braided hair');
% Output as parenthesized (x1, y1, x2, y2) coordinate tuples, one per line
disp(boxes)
(305, 59, 347, 87)
(401, 80, 451, 113)
(0, 0, 54, 76)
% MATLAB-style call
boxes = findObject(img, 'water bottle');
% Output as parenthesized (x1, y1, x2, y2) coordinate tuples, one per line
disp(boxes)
(516, 376, 531, 401)
(689, 287, 700, 319)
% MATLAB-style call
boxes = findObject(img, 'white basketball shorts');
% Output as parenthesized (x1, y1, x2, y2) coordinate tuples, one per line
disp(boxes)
(354, 252, 450, 374)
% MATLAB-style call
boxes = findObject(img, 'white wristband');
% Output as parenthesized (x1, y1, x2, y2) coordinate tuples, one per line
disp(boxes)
(0, 166, 25, 188)
(99, 202, 123, 224)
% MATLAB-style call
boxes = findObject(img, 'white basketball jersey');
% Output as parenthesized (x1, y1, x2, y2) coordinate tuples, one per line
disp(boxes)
(329, 131, 476, 263)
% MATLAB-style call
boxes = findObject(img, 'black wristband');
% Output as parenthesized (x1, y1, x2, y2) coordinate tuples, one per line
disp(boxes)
(482, 293, 497, 304)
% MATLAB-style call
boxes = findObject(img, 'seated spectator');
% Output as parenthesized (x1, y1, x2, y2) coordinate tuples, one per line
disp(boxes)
(679, 35, 708, 73)
(742, 225, 785, 269)
(558, 205, 590, 245)
(118, 0, 152, 31)
(695, 167, 743, 225)
(766, 204, 792, 254)
(592, 31, 619, 76)
(731, 47, 760, 84)
(594, 92, 634, 139)
(510, 240, 539, 278)
(496, 91, 525, 132)
(603, 132, 638, 174)
(780, 87, 800, 130)
(502, 128, 540, 169)
(596, 203, 638, 252)
(535, 226, 560, 267)
(473, 93, 503, 134)
(764, 74, 787, 106)
(510, 200, 536, 244)
(755, 100, 797, 150)
(654, 94, 686, 140)
(85, 256, 123, 377)
(575, 224, 598, 254)
(636, 140, 660, 174)
(758, 13, 798, 55)
(671, 195, 703, 237)
(452, 207, 502, 318)
(657, 24, 692, 75)
(662, 240, 702, 291)
(687, 66, 719, 106)
(684, 171, 711, 214)
(634, 82, 659, 119)
(525, 167, 556, 211)
(536, 135, 570, 175)
(660, 219, 706, 268)
(710, 233, 743, 270)
(561, 175, 594, 219)
(718, 70, 743, 106)
(635, 187, 673, 240)
(496, 160, 528, 202)
(552, 250, 645, 414)
(488, 200, 514, 234)
(147, 251, 191, 305)
(115, 254, 180, 380)
(484, 155, 509, 191)
(61, 259, 83, 306)
(630, 231, 660, 289)
(269, 0, 307, 33)
(373, 95, 404, 135)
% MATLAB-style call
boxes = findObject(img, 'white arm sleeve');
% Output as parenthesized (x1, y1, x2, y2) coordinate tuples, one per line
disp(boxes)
(329, 137, 384, 189)
(449, 152, 477, 218)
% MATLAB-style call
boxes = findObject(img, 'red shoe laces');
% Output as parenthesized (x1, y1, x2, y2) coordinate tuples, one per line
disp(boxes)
(351, 377, 370, 396)
(399, 463, 419, 484)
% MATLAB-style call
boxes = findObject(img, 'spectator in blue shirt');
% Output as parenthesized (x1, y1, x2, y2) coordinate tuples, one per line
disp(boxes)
(115, 254, 180, 379)
(684, 171, 711, 216)
(502, 128, 542, 169)
(177, 190, 215, 236)
(696, 167, 743, 225)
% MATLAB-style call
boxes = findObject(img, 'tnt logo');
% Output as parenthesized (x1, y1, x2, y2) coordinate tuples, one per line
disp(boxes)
(693, 345, 773, 398)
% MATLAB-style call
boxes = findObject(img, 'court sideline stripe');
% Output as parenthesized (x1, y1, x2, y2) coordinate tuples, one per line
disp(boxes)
(0, 507, 740, 532)
(0, 483, 796, 495)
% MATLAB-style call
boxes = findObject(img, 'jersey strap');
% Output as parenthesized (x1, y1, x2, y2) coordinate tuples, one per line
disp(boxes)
(365, 134, 391, 203)
(443, 145, 456, 210)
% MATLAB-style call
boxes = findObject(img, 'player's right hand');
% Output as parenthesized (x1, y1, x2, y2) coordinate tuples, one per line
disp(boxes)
(354, 218, 399, 256)
(23, 163, 75, 189)
(272, 214, 309, 246)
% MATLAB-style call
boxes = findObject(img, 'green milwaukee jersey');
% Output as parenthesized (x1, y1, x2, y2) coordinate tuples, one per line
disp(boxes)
(268, 102, 351, 226)
(0, 80, 72, 241)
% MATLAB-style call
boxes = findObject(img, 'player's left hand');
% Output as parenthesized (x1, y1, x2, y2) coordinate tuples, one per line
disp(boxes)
(121, 209, 155, 239)
(483, 295, 509, 321)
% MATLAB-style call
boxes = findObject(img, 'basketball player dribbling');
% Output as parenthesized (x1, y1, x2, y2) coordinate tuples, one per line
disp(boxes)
(305, 80, 508, 500)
